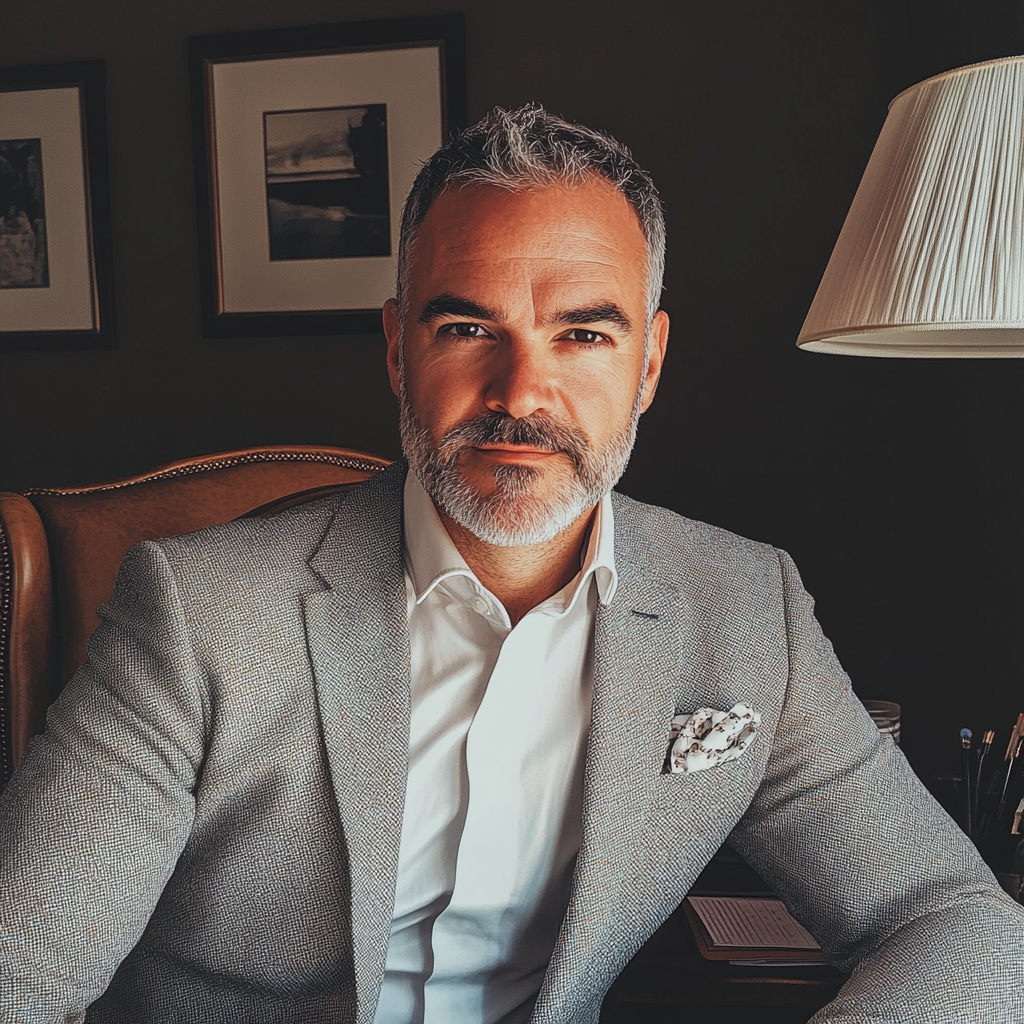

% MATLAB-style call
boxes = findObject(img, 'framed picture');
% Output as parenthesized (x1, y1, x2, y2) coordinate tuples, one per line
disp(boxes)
(189, 15, 467, 338)
(0, 61, 116, 351)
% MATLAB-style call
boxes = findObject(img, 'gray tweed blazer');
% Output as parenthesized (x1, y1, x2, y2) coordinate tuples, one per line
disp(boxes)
(2, 462, 1023, 1023)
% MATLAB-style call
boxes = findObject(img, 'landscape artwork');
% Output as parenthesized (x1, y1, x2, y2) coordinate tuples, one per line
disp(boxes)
(0, 138, 48, 289)
(263, 104, 391, 261)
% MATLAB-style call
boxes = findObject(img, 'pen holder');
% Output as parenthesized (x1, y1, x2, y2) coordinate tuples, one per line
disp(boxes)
(998, 835, 1024, 902)
(993, 838, 1024, 904)
(934, 768, 1024, 875)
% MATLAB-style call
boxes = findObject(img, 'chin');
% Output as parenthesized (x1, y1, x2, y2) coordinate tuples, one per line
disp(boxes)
(441, 464, 593, 547)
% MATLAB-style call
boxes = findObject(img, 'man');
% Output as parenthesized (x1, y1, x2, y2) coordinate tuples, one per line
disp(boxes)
(2, 105, 1023, 1023)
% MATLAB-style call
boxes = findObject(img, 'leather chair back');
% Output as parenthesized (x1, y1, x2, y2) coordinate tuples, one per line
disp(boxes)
(0, 445, 388, 781)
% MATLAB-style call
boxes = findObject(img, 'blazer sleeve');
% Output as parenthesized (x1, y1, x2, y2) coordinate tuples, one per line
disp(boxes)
(0, 540, 206, 1021)
(727, 549, 1024, 1024)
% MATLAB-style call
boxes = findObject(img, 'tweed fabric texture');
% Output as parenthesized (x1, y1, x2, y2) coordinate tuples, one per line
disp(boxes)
(1, 461, 1023, 1023)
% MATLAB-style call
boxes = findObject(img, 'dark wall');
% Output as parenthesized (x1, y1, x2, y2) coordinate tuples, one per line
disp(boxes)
(2, 0, 1023, 785)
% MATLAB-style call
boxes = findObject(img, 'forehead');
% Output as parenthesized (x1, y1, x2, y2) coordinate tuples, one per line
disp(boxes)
(407, 179, 649, 312)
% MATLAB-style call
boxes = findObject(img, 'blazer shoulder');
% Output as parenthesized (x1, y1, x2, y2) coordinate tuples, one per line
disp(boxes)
(146, 464, 404, 596)
(611, 490, 785, 594)
(153, 491, 341, 576)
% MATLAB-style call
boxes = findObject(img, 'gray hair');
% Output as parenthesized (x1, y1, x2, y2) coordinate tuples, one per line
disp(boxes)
(396, 103, 665, 325)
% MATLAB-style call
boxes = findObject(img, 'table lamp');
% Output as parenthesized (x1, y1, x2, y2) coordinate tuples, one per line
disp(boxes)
(796, 54, 1024, 865)
(798, 54, 1024, 358)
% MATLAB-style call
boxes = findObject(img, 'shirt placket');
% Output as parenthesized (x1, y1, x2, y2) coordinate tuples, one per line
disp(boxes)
(423, 583, 594, 1022)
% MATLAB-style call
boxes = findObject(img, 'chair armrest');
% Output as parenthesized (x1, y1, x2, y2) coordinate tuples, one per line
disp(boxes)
(0, 492, 58, 778)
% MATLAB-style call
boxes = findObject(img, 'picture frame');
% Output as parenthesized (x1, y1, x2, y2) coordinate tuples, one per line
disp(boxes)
(0, 61, 116, 351)
(188, 15, 467, 339)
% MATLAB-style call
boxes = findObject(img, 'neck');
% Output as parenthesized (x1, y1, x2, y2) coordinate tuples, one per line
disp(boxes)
(437, 506, 597, 626)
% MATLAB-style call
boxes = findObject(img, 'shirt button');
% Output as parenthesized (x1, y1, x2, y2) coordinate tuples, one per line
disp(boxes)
(472, 597, 489, 615)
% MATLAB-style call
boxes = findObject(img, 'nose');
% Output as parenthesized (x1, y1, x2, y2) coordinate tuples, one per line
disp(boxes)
(483, 339, 557, 420)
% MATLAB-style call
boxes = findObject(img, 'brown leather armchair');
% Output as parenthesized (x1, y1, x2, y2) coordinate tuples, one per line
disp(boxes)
(0, 444, 389, 783)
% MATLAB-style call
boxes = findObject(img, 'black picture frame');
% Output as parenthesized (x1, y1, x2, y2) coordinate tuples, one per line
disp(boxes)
(0, 61, 116, 351)
(188, 14, 467, 339)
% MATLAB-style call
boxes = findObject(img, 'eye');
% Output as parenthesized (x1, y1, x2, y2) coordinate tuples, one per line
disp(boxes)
(563, 328, 608, 345)
(439, 322, 490, 338)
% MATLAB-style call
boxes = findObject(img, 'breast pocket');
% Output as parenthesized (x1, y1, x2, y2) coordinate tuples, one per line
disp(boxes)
(650, 749, 766, 823)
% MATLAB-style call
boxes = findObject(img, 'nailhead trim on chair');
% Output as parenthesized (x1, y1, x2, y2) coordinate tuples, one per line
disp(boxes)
(0, 517, 12, 781)
(24, 448, 387, 496)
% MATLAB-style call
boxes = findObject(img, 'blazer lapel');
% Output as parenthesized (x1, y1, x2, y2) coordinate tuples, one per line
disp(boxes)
(533, 554, 680, 1019)
(534, 494, 774, 1022)
(302, 463, 411, 1024)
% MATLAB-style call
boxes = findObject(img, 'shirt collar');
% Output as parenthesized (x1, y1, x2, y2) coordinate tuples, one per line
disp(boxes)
(402, 470, 618, 611)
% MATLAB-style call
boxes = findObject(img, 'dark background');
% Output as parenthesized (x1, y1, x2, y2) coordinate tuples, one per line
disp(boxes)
(2, 0, 1024, 786)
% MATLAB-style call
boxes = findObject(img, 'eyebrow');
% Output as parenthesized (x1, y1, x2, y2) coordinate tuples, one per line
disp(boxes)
(416, 294, 634, 333)
(417, 294, 503, 325)
(549, 303, 633, 333)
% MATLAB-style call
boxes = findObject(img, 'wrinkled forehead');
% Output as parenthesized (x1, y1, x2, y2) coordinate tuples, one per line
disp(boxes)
(405, 180, 650, 312)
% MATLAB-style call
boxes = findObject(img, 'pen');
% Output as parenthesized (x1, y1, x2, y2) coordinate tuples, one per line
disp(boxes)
(975, 729, 995, 835)
(961, 729, 973, 838)
(997, 715, 1024, 833)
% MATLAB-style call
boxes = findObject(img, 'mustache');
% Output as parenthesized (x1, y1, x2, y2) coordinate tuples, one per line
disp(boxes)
(436, 412, 591, 471)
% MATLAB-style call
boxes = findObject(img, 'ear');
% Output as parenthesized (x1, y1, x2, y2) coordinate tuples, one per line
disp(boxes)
(639, 309, 669, 413)
(383, 298, 402, 398)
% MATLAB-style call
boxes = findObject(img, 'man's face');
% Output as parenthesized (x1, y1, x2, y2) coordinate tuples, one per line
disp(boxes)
(384, 178, 668, 546)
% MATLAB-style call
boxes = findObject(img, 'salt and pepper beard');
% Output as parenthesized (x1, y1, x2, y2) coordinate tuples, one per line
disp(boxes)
(398, 349, 645, 547)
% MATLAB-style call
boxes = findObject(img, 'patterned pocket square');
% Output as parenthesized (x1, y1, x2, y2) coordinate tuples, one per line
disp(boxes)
(666, 703, 761, 774)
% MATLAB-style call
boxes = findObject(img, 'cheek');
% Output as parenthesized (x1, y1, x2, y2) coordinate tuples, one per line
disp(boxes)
(405, 355, 486, 433)
(559, 361, 642, 429)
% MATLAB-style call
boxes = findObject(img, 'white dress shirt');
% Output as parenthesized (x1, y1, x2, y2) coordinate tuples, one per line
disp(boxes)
(372, 472, 617, 1024)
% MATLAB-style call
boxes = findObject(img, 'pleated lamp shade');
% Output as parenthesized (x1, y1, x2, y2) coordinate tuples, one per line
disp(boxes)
(798, 55, 1024, 357)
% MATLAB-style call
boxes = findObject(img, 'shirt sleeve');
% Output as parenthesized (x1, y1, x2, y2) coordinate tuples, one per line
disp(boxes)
(727, 548, 1024, 1024)
(0, 540, 206, 1021)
